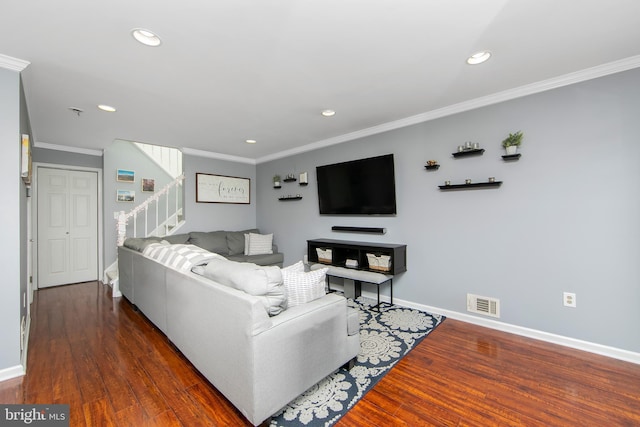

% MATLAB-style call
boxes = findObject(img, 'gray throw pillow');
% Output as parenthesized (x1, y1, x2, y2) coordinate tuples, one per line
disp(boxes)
(163, 233, 190, 244)
(188, 231, 229, 254)
(227, 228, 259, 255)
(123, 236, 163, 252)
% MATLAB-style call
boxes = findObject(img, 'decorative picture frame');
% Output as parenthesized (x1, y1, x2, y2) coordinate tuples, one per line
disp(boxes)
(196, 173, 250, 204)
(142, 178, 155, 192)
(117, 169, 135, 182)
(117, 189, 135, 202)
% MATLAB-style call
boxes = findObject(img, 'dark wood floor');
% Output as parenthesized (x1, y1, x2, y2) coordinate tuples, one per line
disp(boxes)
(1, 282, 639, 426)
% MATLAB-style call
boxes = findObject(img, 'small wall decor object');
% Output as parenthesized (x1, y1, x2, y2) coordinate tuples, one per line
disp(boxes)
(141, 178, 155, 192)
(196, 173, 250, 204)
(283, 173, 296, 182)
(21, 134, 32, 184)
(488, 177, 496, 183)
(444, 180, 451, 186)
(117, 189, 135, 202)
(299, 172, 308, 186)
(425, 160, 440, 170)
(117, 169, 135, 182)
(502, 130, 524, 155)
(273, 174, 281, 188)
(465, 179, 472, 184)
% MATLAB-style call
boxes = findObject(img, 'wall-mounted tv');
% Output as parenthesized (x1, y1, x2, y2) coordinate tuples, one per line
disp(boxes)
(316, 154, 397, 215)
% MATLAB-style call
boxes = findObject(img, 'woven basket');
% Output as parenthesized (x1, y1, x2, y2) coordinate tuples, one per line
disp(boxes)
(366, 253, 391, 272)
(316, 248, 333, 264)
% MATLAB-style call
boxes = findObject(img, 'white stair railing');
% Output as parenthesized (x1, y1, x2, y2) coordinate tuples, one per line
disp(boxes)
(116, 173, 185, 246)
(106, 173, 185, 297)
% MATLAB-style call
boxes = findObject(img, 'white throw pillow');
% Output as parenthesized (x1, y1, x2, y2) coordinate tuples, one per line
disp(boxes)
(282, 265, 328, 307)
(243, 233, 250, 255)
(246, 233, 273, 256)
(282, 260, 305, 273)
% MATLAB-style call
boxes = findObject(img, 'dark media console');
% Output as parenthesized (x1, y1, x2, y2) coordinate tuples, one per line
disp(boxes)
(307, 239, 406, 275)
(307, 239, 407, 308)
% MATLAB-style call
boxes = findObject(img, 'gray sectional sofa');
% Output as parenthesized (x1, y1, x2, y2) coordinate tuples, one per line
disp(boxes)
(122, 228, 284, 267)
(117, 231, 360, 426)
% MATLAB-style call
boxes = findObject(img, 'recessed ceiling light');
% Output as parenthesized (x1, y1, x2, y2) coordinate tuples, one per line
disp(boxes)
(321, 109, 336, 117)
(245, 139, 257, 144)
(131, 28, 162, 47)
(98, 104, 116, 112)
(467, 51, 491, 65)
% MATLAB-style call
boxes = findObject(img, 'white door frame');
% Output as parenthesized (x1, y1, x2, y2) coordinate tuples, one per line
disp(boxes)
(32, 162, 103, 291)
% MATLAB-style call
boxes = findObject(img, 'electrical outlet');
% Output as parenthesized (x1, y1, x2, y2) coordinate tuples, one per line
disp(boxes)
(563, 292, 576, 308)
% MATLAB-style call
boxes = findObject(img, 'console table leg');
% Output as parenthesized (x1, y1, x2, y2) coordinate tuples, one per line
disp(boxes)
(344, 279, 361, 300)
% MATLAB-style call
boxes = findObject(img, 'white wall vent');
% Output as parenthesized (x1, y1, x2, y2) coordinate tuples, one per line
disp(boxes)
(467, 293, 500, 318)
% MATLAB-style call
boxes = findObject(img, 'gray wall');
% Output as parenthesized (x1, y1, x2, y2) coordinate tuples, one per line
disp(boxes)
(102, 149, 258, 266)
(32, 146, 102, 169)
(0, 67, 22, 372)
(19, 77, 32, 362)
(257, 68, 640, 353)
(181, 153, 257, 234)
(103, 140, 180, 266)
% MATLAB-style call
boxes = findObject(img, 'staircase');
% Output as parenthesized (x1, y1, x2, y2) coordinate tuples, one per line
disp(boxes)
(134, 142, 182, 179)
(105, 172, 185, 297)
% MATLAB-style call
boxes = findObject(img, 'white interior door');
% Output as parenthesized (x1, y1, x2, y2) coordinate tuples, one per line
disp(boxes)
(38, 167, 98, 288)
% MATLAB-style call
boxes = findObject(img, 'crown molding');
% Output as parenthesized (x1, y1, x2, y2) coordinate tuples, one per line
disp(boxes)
(34, 141, 103, 156)
(0, 53, 30, 72)
(182, 147, 256, 165)
(257, 55, 640, 164)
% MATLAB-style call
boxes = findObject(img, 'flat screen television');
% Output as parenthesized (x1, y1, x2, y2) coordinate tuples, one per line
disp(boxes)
(316, 154, 397, 215)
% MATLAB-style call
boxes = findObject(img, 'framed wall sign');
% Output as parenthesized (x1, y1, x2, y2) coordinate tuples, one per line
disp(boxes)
(196, 173, 250, 204)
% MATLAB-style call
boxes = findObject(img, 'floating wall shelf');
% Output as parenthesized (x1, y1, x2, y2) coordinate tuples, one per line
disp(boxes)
(502, 153, 521, 161)
(438, 181, 502, 190)
(283, 177, 297, 183)
(424, 165, 440, 170)
(279, 196, 302, 201)
(452, 148, 485, 158)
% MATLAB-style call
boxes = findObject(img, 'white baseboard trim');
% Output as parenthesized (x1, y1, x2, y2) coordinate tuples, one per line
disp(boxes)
(332, 285, 640, 365)
(391, 296, 640, 366)
(0, 365, 25, 382)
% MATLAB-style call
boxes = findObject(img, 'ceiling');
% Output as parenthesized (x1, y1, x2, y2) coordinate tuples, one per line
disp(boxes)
(2, 0, 640, 163)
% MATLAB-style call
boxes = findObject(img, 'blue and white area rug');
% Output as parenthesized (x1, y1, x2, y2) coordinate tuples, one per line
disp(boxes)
(270, 297, 445, 426)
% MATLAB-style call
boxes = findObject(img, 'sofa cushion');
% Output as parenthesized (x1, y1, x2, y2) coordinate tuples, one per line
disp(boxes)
(201, 258, 287, 316)
(188, 231, 229, 254)
(227, 228, 259, 255)
(123, 236, 164, 252)
(282, 262, 328, 307)
(163, 233, 190, 244)
(227, 252, 284, 267)
(246, 233, 273, 256)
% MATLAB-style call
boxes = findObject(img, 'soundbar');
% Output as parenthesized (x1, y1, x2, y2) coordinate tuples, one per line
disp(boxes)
(332, 226, 386, 234)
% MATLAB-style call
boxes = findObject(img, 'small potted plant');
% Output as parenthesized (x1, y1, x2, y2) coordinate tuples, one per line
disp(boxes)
(273, 174, 281, 188)
(502, 131, 523, 155)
